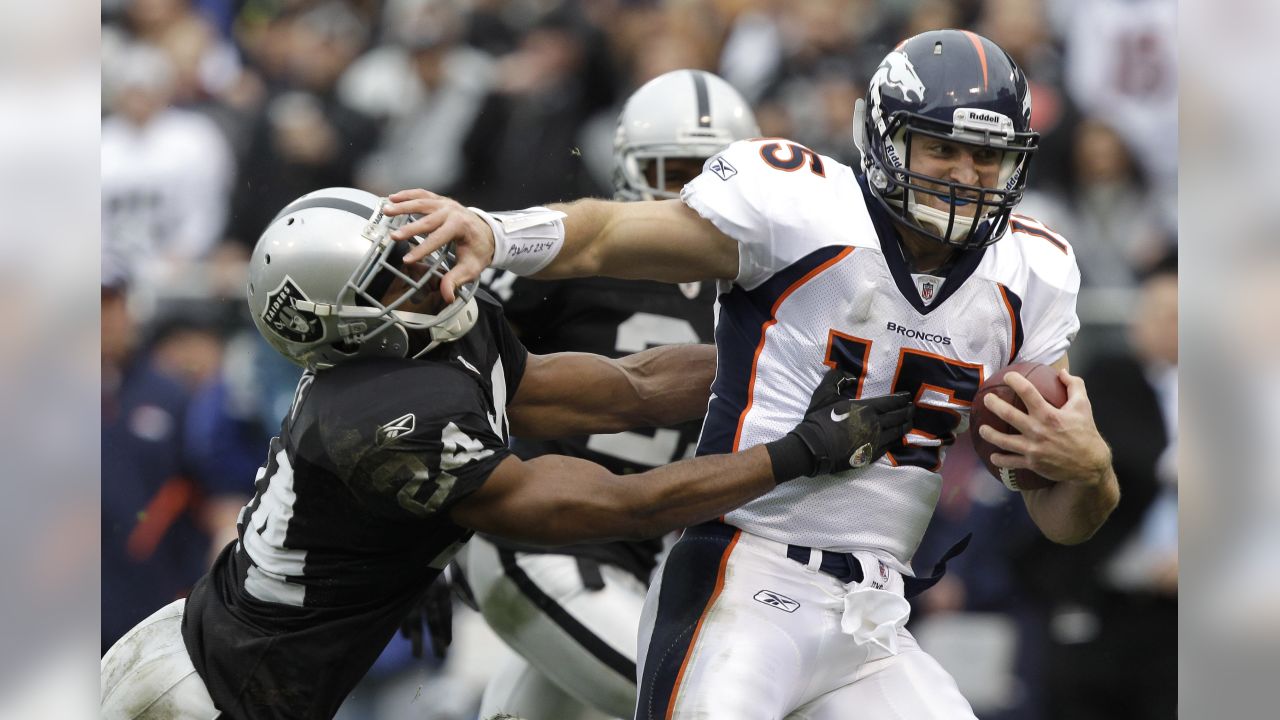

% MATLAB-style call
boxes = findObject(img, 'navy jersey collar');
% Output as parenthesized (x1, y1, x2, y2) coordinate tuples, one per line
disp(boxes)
(856, 175, 988, 315)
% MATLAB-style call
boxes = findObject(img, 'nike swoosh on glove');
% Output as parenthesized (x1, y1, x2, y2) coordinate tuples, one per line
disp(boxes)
(765, 367, 913, 481)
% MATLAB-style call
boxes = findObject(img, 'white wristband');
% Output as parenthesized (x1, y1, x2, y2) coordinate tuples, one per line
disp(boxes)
(468, 206, 567, 276)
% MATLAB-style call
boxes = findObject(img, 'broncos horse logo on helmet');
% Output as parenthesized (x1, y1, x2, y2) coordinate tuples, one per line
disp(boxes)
(868, 50, 926, 107)
(854, 29, 1039, 250)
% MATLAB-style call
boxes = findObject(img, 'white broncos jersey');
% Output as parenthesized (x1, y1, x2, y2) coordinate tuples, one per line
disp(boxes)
(684, 139, 1080, 573)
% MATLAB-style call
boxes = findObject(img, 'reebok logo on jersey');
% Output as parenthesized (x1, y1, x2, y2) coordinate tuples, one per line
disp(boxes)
(753, 590, 800, 613)
(886, 322, 952, 345)
(708, 156, 737, 181)
(376, 413, 416, 446)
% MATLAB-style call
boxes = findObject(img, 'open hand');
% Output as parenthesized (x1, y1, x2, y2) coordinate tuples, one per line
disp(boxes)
(382, 189, 496, 303)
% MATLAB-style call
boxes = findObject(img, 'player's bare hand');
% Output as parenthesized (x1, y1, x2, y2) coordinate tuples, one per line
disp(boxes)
(977, 369, 1111, 486)
(382, 189, 496, 303)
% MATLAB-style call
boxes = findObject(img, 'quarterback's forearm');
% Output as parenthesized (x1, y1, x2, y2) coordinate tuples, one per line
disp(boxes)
(535, 198, 738, 282)
(1023, 464, 1120, 545)
(508, 344, 715, 438)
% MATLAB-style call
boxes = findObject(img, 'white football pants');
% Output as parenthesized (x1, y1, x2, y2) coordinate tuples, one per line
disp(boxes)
(462, 535, 647, 720)
(101, 599, 220, 720)
(635, 522, 977, 720)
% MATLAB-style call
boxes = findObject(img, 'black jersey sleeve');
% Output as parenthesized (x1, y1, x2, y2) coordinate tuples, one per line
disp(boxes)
(353, 407, 510, 521)
(309, 361, 513, 522)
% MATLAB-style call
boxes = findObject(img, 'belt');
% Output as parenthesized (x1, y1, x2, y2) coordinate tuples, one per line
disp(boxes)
(785, 544, 864, 584)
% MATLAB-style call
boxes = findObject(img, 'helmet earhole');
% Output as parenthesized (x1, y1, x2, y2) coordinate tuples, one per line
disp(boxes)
(264, 254, 271, 265)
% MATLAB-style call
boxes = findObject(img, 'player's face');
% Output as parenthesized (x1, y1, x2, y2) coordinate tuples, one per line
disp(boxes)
(907, 135, 1003, 218)
(644, 157, 707, 193)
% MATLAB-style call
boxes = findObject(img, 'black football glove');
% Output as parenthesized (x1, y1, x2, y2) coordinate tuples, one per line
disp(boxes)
(766, 368, 913, 481)
(400, 569, 455, 660)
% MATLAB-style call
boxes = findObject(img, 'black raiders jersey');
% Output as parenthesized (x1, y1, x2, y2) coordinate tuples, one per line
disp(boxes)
(182, 292, 526, 719)
(481, 271, 717, 582)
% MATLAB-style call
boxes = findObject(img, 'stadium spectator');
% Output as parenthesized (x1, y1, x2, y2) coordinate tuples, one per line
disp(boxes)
(101, 42, 236, 284)
(1064, 117, 1171, 288)
(225, 1, 379, 248)
(101, 274, 229, 653)
(341, 0, 498, 197)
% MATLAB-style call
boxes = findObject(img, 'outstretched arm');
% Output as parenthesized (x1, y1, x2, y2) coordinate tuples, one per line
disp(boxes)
(449, 447, 776, 546)
(451, 367, 914, 545)
(381, 191, 739, 301)
(978, 356, 1121, 545)
(508, 344, 716, 439)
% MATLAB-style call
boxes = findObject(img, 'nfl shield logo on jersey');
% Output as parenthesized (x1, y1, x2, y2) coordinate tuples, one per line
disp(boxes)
(912, 274, 943, 305)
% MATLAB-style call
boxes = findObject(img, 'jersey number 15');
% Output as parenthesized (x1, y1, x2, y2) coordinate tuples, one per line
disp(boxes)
(825, 330, 983, 471)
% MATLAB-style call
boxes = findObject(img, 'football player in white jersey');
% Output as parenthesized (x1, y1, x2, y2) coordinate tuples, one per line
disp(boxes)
(385, 29, 1120, 720)
(465, 70, 760, 720)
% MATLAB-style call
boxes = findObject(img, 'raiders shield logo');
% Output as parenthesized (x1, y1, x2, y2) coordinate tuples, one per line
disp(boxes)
(262, 277, 324, 343)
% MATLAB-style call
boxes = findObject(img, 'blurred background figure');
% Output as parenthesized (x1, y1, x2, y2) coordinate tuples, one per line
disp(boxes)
(100, 265, 245, 654)
(1059, 0, 1177, 230)
(1014, 251, 1178, 720)
(343, 0, 497, 197)
(225, 0, 379, 250)
(101, 42, 236, 286)
(1062, 117, 1171, 289)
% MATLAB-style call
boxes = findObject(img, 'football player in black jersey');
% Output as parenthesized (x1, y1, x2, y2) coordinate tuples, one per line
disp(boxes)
(100, 186, 912, 720)
(465, 70, 761, 720)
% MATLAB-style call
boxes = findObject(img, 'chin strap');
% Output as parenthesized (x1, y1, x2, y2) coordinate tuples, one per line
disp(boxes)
(906, 190, 976, 242)
(426, 295, 480, 346)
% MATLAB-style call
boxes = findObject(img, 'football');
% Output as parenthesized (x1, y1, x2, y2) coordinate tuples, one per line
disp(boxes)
(969, 362, 1068, 491)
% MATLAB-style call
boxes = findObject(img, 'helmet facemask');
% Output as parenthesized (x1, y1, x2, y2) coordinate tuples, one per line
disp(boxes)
(316, 205, 479, 362)
(853, 31, 1041, 251)
(250, 199, 480, 371)
(860, 106, 1037, 250)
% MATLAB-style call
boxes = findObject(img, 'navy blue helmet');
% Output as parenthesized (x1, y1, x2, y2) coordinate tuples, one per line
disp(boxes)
(854, 30, 1039, 249)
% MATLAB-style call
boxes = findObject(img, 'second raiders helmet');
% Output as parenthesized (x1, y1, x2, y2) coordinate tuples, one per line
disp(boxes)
(246, 187, 479, 370)
(614, 69, 760, 201)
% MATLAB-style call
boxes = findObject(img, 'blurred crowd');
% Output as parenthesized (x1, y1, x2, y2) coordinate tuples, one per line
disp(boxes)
(100, 1, 1178, 719)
